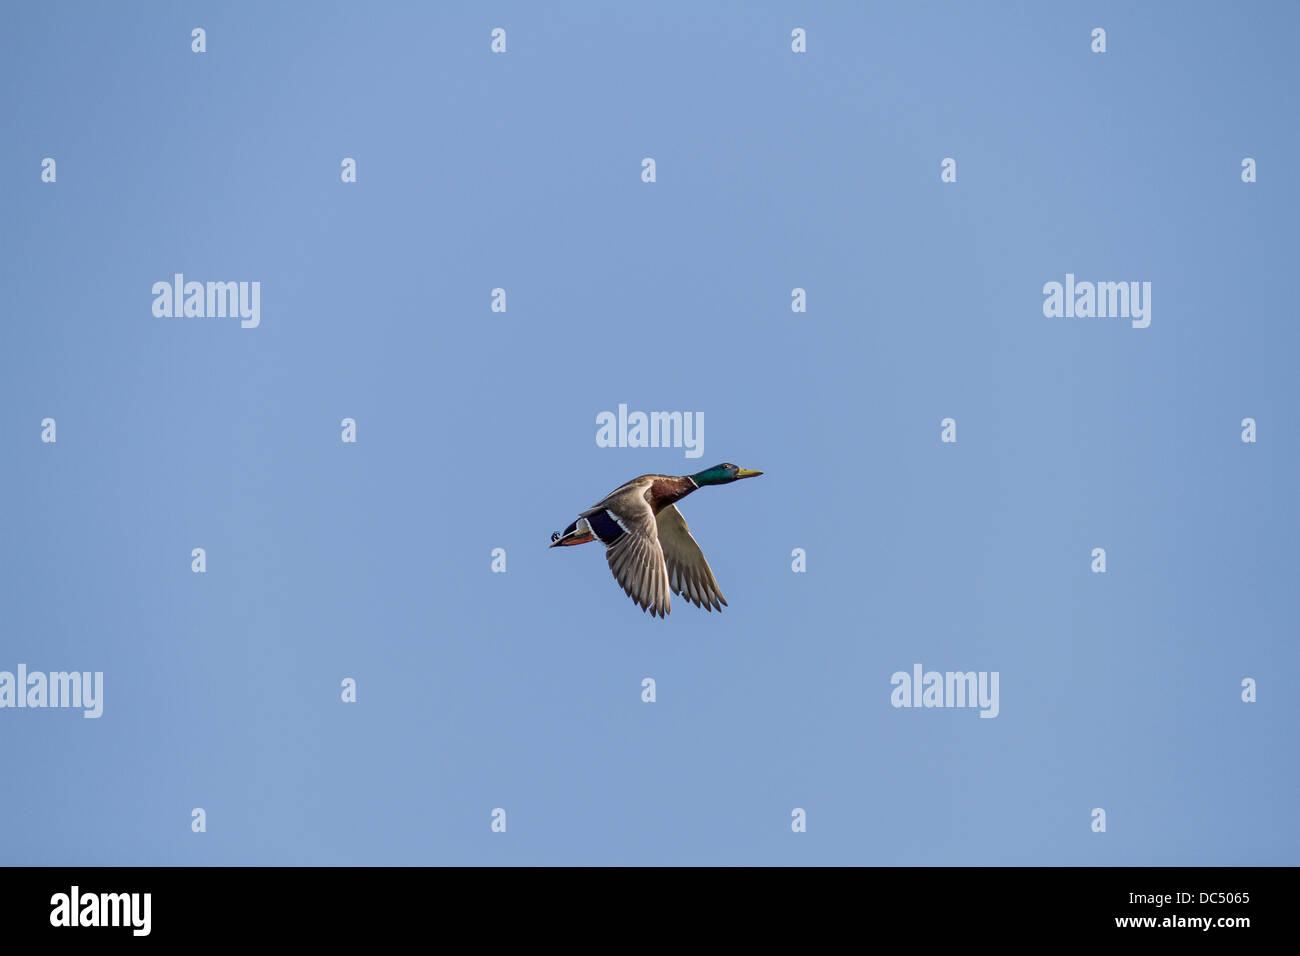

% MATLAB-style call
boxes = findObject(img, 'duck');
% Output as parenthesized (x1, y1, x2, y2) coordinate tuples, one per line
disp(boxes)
(550, 463, 763, 617)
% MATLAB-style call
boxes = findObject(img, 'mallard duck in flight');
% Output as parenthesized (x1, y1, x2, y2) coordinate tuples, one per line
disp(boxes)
(550, 463, 763, 617)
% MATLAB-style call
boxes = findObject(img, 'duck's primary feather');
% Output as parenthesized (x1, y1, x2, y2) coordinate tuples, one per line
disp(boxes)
(580, 476, 673, 616)
(655, 504, 727, 612)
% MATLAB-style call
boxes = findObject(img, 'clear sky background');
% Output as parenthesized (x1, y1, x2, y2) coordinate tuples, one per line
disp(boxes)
(2, 1, 1295, 865)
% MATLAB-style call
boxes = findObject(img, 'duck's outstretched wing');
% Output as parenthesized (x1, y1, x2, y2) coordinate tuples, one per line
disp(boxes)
(581, 481, 672, 617)
(655, 504, 727, 612)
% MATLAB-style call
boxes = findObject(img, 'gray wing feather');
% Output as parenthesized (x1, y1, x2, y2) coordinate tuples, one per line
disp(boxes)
(655, 504, 727, 612)
(582, 478, 672, 617)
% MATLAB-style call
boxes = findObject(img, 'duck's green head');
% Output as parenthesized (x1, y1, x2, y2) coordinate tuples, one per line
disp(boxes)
(690, 462, 764, 486)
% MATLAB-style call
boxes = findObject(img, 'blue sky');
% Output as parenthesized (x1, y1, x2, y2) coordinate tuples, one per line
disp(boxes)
(1, 1, 1295, 865)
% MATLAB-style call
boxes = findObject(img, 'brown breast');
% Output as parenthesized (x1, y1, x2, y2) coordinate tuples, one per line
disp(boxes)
(647, 475, 698, 513)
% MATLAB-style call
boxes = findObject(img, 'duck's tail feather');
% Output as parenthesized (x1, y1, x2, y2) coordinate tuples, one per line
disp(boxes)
(550, 518, 595, 548)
